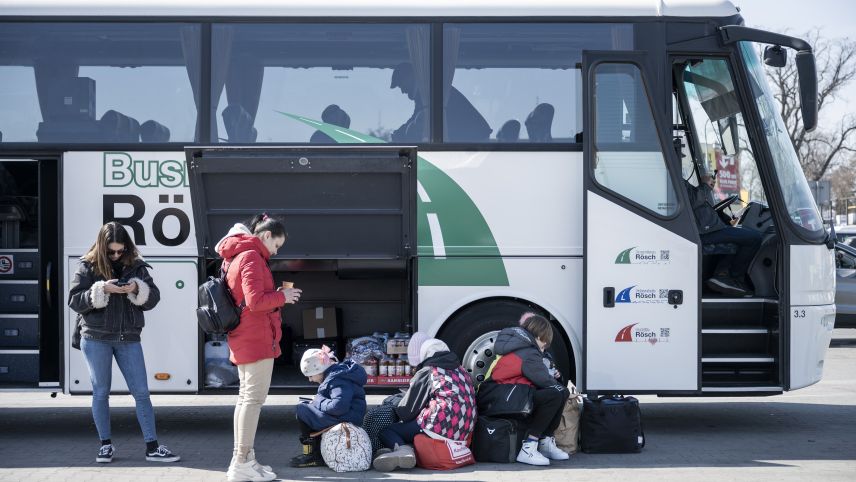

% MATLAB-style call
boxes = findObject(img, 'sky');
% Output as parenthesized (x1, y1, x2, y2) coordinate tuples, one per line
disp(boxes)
(738, 0, 856, 127)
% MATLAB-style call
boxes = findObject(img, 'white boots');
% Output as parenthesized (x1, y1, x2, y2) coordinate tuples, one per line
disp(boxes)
(517, 436, 571, 466)
(538, 436, 570, 461)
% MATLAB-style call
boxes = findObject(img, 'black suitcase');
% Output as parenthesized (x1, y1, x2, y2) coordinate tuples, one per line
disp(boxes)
(580, 395, 645, 453)
(472, 416, 523, 463)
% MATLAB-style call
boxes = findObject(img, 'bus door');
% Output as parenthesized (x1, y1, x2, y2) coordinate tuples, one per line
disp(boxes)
(0, 158, 61, 390)
(581, 52, 700, 394)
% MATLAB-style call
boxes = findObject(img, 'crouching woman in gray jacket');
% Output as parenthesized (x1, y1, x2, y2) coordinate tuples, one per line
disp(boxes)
(68, 221, 180, 464)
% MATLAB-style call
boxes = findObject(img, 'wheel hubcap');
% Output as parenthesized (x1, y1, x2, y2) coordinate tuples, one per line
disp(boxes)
(462, 330, 500, 385)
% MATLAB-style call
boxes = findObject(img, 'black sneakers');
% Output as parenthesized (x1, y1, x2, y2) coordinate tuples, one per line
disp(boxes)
(96, 444, 114, 463)
(145, 445, 181, 463)
(707, 275, 752, 297)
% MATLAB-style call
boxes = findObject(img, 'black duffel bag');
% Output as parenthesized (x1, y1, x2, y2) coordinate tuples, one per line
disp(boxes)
(476, 382, 535, 418)
(580, 395, 645, 453)
(472, 416, 523, 463)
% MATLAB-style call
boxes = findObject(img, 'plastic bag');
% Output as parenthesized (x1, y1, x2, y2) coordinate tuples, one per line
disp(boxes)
(204, 360, 239, 388)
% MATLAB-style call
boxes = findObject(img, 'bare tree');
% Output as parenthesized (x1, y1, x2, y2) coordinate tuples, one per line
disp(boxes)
(828, 158, 856, 201)
(765, 30, 856, 181)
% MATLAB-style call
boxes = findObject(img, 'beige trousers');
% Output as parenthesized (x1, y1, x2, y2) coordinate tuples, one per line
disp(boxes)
(233, 357, 274, 463)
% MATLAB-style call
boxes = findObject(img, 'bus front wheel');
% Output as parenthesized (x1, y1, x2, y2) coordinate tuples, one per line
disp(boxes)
(438, 300, 573, 386)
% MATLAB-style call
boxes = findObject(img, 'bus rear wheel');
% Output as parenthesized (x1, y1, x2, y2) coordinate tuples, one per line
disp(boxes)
(438, 300, 572, 385)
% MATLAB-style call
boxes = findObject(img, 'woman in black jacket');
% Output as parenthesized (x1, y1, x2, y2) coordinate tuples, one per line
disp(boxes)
(68, 221, 180, 464)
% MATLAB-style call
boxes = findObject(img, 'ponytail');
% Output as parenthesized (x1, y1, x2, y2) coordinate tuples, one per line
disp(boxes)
(247, 213, 287, 239)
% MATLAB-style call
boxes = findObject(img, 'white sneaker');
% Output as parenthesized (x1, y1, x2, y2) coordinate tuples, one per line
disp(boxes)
(517, 439, 550, 466)
(227, 460, 276, 482)
(538, 436, 570, 461)
(247, 449, 274, 474)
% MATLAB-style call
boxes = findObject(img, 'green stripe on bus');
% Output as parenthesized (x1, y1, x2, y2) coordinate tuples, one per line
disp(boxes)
(278, 112, 509, 286)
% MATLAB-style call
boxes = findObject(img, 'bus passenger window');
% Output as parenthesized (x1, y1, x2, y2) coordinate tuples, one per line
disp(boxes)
(444, 23, 632, 143)
(0, 23, 200, 143)
(211, 24, 430, 144)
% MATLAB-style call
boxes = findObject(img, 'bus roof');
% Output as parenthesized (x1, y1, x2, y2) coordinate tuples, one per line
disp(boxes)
(1, 0, 740, 19)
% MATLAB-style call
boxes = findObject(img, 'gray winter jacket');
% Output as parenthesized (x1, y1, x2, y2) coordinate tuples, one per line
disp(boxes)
(492, 326, 559, 389)
(68, 258, 160, 343)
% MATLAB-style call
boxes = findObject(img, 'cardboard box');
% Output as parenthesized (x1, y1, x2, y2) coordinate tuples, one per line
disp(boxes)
(292, 339, 340, 367)
(386, 337, 410, 355)
(302, 307, 339, 340)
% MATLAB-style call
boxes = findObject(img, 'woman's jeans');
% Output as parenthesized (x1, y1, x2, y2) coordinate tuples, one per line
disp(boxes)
(233, 357, 274, 463)
(80, 337, 157, 443)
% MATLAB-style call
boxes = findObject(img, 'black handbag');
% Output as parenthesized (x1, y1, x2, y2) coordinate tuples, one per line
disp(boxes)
(71, 314, 83, 350)
(580, 395, 645, 453)
(476, 382, 535, 418)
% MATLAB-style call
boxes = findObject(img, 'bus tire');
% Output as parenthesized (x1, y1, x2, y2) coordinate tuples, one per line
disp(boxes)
(437, 300, 573, 386)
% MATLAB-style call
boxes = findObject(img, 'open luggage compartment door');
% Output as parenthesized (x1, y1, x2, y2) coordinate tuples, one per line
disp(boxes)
(185, 146, 417, 262)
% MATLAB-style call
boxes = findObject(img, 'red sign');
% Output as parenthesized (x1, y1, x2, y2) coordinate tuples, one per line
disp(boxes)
(366, 375, 412, 386)
(716, 153, 741, 197)
(0, 255, 13, 275)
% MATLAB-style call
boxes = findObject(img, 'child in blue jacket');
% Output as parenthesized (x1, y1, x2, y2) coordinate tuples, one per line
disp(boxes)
(290, 346, 368, 468)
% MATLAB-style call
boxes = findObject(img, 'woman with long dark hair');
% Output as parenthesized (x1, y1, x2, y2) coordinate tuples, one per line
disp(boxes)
(68, 221, 180, 463)
(216, 214, 301, 482)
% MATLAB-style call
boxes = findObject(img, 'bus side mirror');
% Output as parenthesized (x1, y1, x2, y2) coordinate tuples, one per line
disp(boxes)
(796, 51, 818, 132)
(718, 26, 819, 133)
(763, 45, 787, 67)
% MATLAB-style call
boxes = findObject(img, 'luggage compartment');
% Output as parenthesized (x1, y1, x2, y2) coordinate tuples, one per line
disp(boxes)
(187, 147, 417, 392)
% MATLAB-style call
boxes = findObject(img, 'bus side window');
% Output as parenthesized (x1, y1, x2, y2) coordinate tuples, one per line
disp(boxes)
(592, 63, 678, 217)
(444, 23, 632, 144)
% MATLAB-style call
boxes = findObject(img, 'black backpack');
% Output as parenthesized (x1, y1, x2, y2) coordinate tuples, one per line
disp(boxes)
(196, 260, 244, 335)
(580, 395, 645, 453)
(476, 381, 535, 418)
(472, 416, 523, 463)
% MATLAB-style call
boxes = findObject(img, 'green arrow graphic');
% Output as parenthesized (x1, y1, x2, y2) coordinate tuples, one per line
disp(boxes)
(615, 247, 636, 264)
(278, 112, 508, 286)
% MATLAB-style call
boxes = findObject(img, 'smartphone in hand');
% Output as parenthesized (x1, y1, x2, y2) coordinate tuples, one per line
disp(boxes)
(113, 280, 129, 287)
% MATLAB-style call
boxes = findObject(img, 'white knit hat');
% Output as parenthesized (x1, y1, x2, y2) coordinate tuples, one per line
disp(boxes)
(300, 345, 336, 377)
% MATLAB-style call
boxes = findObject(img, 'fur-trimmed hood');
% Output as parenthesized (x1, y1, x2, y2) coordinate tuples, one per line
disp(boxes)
(68, 257, 161, 344)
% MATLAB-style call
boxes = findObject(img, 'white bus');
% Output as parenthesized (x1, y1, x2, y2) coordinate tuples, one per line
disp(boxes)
(0, 0, 836, 397)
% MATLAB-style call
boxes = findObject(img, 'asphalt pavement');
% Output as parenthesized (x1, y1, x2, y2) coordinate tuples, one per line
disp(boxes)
(1, 329, 854, 481)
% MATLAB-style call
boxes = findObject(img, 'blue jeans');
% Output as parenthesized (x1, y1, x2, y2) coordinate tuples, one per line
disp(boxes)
(81, 337, 157, 443)
(379, 420, 422, 449)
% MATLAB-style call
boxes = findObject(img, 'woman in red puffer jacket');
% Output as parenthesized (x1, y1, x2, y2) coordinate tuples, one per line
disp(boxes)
(216, 214, 302, 482)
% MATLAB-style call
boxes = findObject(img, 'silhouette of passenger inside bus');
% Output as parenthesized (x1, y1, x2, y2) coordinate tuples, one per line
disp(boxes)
(496, 120, 521, 142)
(310, 104, 351, 143)
(525, 103, 554, 142)
(390, 62, 492, 142)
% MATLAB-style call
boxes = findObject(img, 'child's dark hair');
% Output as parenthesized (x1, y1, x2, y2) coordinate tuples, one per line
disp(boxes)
(247, 213, 287, 240)
(521, 314, 553, 347)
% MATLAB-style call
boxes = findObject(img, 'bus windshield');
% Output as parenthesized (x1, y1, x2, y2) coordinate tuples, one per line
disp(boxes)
(739, 42, 824, 239)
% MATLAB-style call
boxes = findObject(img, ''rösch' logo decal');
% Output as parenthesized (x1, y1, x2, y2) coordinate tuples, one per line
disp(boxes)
(615, 247, 671, 264)
(616, 286, 671, 304)
(615, 323, 670, 345)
